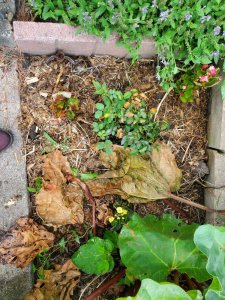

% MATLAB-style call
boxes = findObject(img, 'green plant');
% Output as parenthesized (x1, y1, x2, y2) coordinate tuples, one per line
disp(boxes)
(119, 214, 210, 282)
(175, 64, 221, 102)
(29, 0, 225, 97)
(50, 94, 79, 120)
(27, 177, 42, 193)
(72, 237, 115, 275)
(42, 131, 69, 153)
(194, 224, 225, 299)
(117, 278, 203, 300)
(93, 81, 168, 154)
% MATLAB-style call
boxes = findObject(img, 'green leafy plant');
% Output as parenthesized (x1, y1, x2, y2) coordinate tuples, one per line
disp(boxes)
(117, 278, 203, 300)
(119, 214, 210, 282)
(176, 64, 221, 102)
(71, 167, 98, 180)
(29, 0, 225, 96)
(72, 237, 115, 275)
(27, 177, 42, 193)
(42, 131, 69, 153)
(93, 81, 168, 154)
(194, 224, 225, 299)
(50, 94, 79, 120)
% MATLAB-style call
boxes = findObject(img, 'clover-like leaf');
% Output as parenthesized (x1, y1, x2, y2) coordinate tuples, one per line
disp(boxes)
(194, 224, 225, 299)
(119, 214, 210, 282)
(117, 279, 203, 300)
(72, 237, 114, 275)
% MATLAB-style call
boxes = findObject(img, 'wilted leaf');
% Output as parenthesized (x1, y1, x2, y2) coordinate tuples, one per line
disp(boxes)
(36, 182, 84, 226)
(36, 150, 84, 226)
(0, 218, 55, 268)
(42, 150, 72, 186)
(117, 279, 203, 300)
(87, 141, 182, 203)
(194, 225, 225, 299)
(24, 259, 80, 300)
(72, 237, 114, 275)
(119, 214, 210, 282)
(96, 200, 113, 227)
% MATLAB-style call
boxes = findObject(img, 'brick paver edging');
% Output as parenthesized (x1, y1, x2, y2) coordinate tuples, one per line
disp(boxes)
(13, 21, 156, 58)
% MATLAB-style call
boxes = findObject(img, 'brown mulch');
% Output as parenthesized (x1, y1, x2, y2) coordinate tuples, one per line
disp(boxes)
(18, 54, 208, 222)
(17, 54, 209, 299)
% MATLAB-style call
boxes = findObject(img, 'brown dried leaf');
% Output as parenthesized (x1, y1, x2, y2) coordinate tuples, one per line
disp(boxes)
(24, 259, 80, 300)
(88, 142, 182, 203)
(36, 150, 84, 226)
(0, 218, 55, 268)
(42, 150, 72, 186)
(96, 199, 113, 227)
(36, 182, 84, 226)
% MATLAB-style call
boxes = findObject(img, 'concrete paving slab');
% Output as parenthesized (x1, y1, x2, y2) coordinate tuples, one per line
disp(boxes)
(205, 188, 225, 225)
(206, 149, 225, 187)
(0, 61, 33, 299)
(0, 19, 15, 47)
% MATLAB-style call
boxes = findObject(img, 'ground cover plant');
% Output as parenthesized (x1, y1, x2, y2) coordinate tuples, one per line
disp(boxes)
(4, 53, 216, 299)
(28, 0, 225, 98)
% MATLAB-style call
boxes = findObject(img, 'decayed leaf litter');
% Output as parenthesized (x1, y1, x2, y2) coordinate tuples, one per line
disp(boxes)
(19, 55, 208, 222)
(16, 54, 208, 299)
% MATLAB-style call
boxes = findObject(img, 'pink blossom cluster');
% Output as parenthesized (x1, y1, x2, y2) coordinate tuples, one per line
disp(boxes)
(199, 65, 217, 82)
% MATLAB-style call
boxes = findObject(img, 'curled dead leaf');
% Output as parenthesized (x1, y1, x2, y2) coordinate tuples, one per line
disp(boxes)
(24, 259, 80, 300)
(96, 199, 113, 227)
(36, 182, 84, 226)
(0, 218, 55, 268)
(36, 150, 84, 226)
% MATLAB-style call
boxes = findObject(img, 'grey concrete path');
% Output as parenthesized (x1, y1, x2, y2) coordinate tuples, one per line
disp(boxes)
(0, 61, 33, 299)
(0, 0, 15, 47)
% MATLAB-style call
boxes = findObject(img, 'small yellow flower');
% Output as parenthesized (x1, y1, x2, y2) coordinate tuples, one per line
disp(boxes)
(150, 107, 157, 114)
(108, 217, 115, 223)
(122, 209, 128, 215)
(116, 207, 123, 214)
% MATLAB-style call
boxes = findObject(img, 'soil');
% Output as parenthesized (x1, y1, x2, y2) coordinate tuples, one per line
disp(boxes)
(18, 54, 209, 299)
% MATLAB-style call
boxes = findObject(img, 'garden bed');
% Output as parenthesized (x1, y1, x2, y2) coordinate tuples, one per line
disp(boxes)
(17, 54, 209, 299)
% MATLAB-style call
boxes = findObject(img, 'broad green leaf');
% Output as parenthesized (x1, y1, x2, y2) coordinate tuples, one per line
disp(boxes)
(27, 187, 37, 193)
(194, 225, 225, 299)
(119, 214, 210, 282)
(80, 172, 98, 180)
(94, 110, 103, 118)
(117, 278, 203, 300)
(72, 237, 114, 275)
(123, 91, 132, 100)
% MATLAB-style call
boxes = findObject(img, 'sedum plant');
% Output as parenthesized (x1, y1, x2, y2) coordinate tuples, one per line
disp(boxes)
(29, 0, 225, 96)
(92, 81, 168, 155)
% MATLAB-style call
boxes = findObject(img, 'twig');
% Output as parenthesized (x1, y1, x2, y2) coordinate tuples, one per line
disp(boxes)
(84, 269, 126, 300)
(154, 87, 173, 121)
(181, 137, 194, 163)
(66, 174, 96, 235)
(167, 192, 225, 214)
(163, 199, 189, 219)
(79, 276, 100, 300)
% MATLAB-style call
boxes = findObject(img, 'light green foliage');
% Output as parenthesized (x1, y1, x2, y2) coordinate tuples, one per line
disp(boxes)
(29, 0, 225, 92)
(194, 225, 225, 299)
(119, 214, 210, 282)
(27, 177, 42, 193)
(71, 237, 115, 275)
(42, 131, 69, 153)
(93, 82, 167, 154)
(117, 279, 203, 300)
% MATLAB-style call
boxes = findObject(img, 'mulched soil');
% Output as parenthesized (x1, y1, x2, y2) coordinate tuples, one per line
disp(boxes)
(17, 53, 209, 299)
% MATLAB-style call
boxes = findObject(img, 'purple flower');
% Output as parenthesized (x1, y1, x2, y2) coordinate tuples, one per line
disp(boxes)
(211, 51, 219, 57)
(200, 15, 211, 23)
(31, 0, 37, 7)
(214, 26, 221, 36)
(185, 13, 192, 21)
(159, 9, 171, 22)
(142, 7, 148, 14)
(223, 31, 225, 36)
(134, 24, 140, 28)
(107, 0, 114, 8)
(83, 12, 92, 25)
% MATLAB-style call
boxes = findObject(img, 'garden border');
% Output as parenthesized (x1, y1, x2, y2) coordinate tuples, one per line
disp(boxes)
(13, 21, 225, 224)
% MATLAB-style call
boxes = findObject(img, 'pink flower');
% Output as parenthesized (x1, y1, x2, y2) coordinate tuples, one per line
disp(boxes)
(182, 85, 187, 90)
(199, 75, 209, 82)
(208, 66, 217, 76)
